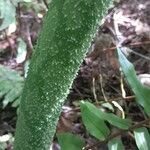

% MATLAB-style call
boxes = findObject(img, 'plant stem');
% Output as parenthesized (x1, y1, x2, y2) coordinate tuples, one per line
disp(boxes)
(14, 1, 113, 150)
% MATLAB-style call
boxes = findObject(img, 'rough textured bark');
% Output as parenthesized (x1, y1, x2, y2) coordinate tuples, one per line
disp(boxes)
(14, 0, 113, 150)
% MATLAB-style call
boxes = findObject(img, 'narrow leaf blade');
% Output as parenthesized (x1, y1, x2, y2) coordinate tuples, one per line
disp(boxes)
(134, 127, 150, 150)
(80, 101, 110, 140)
(117, 48, 150, 117)
(16, 38, 27, 64)
(82, 101, 131, 130)
(57, 133, 85, 150)
(108, 138, 125, 150)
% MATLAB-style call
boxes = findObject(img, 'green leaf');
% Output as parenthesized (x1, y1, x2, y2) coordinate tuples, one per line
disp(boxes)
(117, 48, 150, 117)
(134, 127, 150, 150)
(101, 102, 114, 112)
(0, 0, 16, 31)
(108, 138, 124, 150)
(12, 97, 21, 108)
(16, 38, 27, 64)
(80, 101, 110, 140)
(57, 133, 85, 150)
(24, 60, 30, 78)
(101, 112, 131, 130)
(81, 101, 131, 130)
(0, 65, 24, 108)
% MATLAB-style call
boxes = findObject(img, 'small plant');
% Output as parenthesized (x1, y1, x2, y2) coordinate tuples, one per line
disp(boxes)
(0, 65, 24, 108)
(57, 49, 150, 150)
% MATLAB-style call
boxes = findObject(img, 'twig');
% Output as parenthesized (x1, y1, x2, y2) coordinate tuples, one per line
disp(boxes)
(99, 74, 108, 102)
(92, 77, 98, 102)
(66, 95, 135, 114)
(104, 40, 150, 52)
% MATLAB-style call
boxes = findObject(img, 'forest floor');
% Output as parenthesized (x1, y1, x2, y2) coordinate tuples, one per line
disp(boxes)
(0, 0, 150, 149)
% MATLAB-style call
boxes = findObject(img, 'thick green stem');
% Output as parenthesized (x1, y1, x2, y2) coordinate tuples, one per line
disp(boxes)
(14, 1, 112, 150)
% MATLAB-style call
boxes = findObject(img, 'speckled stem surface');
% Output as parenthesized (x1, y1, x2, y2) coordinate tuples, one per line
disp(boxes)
(14, 1, 112, 150)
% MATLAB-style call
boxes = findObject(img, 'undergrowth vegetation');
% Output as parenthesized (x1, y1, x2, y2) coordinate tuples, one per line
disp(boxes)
(0, 0, 150, 150)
